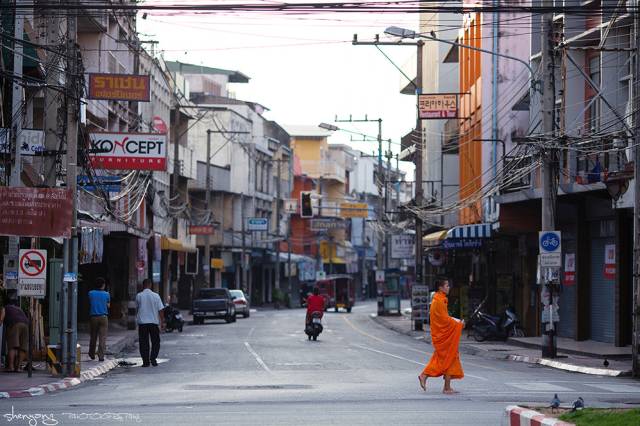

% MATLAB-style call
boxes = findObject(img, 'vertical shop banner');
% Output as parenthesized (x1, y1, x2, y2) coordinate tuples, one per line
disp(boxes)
(563, 253, 576, 285)
(604, 244, 616, 280)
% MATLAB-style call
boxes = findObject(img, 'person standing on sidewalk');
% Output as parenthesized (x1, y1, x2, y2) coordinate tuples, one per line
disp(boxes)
(0, 298, 29, 372)
(88, 277, 110, 361)
(136, 279, 164, 367)
(418, 278, 464, 394)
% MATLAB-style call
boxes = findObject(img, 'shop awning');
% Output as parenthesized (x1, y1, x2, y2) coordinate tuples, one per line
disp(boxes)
(423, 230, 448, 247)
(446, 223, 492, 239)
(160, 236, 196, 253)
(326, 257, 346, 265)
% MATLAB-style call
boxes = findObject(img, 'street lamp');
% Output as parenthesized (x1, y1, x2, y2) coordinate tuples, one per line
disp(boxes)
(384, 26, 535, 78)
(319, 122, 339, 132)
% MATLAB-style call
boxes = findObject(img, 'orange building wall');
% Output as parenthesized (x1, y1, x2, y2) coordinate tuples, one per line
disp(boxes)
(459, 13, 483, 224)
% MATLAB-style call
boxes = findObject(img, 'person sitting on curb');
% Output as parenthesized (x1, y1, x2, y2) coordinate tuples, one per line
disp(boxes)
(0, 297, 29, 373)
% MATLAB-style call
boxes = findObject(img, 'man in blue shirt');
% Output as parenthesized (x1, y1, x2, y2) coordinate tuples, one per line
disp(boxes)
(88, 277, 110, 361)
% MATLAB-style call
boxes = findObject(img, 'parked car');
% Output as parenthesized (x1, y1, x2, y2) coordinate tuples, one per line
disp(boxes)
(230, 289, 250, 318)
(192, 288, 236, 324)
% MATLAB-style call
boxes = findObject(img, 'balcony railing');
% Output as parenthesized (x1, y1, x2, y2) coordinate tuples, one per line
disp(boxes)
(499, 155, 534, 193)
(299, 160, 345, 182)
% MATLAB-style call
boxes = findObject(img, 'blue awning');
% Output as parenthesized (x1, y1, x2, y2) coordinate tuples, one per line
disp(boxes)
(446, 223, 492, 239)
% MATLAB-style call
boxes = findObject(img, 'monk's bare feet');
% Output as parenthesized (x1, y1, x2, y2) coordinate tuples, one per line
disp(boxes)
(418, 375, 427, 391)
(443, 388, 459, 394)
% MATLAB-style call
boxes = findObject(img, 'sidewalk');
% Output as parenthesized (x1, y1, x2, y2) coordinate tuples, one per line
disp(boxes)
(370, 312, 632, 377)
(1, 322, 137, 398)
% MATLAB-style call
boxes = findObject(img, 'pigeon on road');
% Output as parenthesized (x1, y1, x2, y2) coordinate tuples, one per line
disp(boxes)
(572, 397, 584, 412)
(550, 394, 561, 413)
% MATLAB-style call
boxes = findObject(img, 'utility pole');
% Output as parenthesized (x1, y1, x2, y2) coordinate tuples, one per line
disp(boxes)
(62, 2, 79, 376)
(415, 40, 424, 285)
(275, 157, 281, 289)
(632, 9, 640, 377)
(171, 106, 181, 238)
(241, 193, 247, 295)
(540, 0, 558, 358)
(204, 130, 212, 287)
(334, 115, 385, 274)
(43, 4, 62, 186)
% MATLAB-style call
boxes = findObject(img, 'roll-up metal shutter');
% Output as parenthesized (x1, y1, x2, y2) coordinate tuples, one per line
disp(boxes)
(558, 270, 577, 338)
(589, 228, 615, 343)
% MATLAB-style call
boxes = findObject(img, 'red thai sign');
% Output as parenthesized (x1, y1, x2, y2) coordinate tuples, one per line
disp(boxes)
(563, 253, 575, 286)
(0, 187, 72, 238)
(89, 132, 167, 171)
(604, 244, 616, 280)
(88, 73, 150, 102)
(188, 225, 215, 235)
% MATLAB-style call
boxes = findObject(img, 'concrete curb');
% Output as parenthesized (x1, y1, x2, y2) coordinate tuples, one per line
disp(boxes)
(502, 406, 574, 426)
(371, 314, 631, 377)
(507, 354, 631, 377)
(0, 359, 119, 399)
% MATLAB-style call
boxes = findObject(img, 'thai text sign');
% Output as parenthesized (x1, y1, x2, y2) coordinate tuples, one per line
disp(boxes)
(0, 187, 72, 238)
(418, 93, 458, 119)
(247, 218, 269, 231)
(391, 234, 415, 259)
(340, 202, 369, 218)
(89, 132, 167, 171)
(310, 218, 347, 231)
(88, 73, 150, 101)
(604, 244, 616, 280)
(188, 225, 215, 235)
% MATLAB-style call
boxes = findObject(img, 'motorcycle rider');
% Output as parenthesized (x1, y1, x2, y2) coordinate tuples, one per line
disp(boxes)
(306, 287, 325, 325)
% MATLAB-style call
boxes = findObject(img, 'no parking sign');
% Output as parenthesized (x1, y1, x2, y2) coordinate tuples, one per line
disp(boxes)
(18, 249, 47, 297)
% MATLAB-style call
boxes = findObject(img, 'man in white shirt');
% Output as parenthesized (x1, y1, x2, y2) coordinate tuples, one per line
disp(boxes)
(136, 279, 165, 367)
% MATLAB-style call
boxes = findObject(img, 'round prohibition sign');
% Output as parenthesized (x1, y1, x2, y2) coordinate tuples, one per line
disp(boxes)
(20, 250, 46, 277)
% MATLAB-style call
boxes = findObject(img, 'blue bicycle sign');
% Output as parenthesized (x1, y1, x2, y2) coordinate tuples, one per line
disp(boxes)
(539, 231, 561, 253)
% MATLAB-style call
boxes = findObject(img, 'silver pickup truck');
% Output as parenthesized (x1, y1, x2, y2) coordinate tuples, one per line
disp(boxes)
(192, 288, 236, 324)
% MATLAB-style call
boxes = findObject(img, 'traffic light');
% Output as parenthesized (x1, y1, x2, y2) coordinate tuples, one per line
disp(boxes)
(300, 191, 313, 218)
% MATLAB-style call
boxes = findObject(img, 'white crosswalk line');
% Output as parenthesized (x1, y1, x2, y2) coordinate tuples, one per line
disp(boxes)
(585, 383, 640, 393)
(507, 382, 573, 392)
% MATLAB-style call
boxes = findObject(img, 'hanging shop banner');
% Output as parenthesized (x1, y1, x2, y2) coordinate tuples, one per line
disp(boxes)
(604, 244, 616, 280)
(89, 132, 167, 171)
(88, 73, 150, 102)
(563, 253, 576, 286)
(391, 234, 415, 259)
(79, 227, 104, 264)
(418, 93, 458, 119)
(0, 128, 45, 156)
(0, 187, 72, 238)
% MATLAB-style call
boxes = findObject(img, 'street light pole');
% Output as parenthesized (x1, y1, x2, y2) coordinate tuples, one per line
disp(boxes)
(204, 129, 212, 287)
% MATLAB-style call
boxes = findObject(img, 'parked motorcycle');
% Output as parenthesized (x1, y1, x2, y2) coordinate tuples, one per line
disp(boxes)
(305, 311, 323, 341)
(164, 304, 184, 332)
(468, 298, 524, 342)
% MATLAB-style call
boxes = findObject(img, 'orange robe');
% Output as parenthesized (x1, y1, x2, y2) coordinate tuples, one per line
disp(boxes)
(421, 291, 464, 379)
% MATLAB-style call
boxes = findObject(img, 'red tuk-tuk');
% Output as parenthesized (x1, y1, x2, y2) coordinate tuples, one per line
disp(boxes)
(316, 274, 355, 313)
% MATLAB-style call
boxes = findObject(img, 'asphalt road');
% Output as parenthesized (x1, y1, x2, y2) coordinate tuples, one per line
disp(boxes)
(2, 300, 640, 425)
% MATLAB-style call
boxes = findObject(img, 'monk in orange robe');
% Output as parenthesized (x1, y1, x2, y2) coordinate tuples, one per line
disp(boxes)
(418, 279, 464, 394)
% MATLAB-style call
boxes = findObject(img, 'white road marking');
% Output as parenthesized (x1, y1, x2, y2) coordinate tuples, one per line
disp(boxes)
(247, 327, 255, 339)
(346, 315, 499, 372)
(244, 342, 272, 374)
(507, 382, 573, 392)
(351, 343, 487, 381)
(585, 383, 640, 393)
